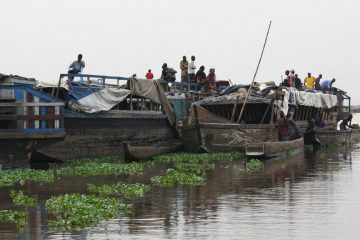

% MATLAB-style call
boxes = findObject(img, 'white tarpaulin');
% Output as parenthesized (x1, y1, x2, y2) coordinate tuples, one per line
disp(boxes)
(68, 87, 130, 113)
(290, 89, 338, 108)
(274, 88, 338, 116)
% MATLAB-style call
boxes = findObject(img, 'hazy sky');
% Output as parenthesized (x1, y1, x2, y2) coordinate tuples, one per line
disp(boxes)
(1, 0, 359, 103)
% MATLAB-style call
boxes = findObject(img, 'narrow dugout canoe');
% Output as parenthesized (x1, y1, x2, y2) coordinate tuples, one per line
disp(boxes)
(122, 139, 183, 162)
(245, 137, 304, 158)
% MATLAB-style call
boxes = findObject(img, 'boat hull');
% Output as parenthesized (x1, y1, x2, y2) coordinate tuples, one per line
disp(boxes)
(182, 123, 277, 152)
(30, 110, 177, 161)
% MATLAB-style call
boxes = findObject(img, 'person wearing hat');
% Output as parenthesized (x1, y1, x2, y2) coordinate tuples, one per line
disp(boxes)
(304, 72, 317, 89)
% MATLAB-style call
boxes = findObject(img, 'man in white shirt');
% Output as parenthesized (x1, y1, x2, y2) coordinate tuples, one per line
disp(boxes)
(68, 54, 85, 83)
(188, 55, 196, 83)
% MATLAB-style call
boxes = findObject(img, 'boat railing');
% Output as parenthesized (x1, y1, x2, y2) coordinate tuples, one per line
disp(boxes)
(0, 85, 65, 137)
(56, 73, 130, 97)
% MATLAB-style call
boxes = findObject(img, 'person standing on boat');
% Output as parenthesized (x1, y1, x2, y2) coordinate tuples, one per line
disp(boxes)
(68, 54, 85, 83)
(180, 56, 189, 83)
(294, 74, 303, 90)
(304, 73, 316, 89)
(188, 56, 196, 82)
(282, 70, 292, 87)
(276, 111, 289, 141)
(145, 69, 154, 80)
(315, 74, 322, 90)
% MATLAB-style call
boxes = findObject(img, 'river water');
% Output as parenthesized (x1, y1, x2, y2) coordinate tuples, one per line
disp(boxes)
(1, 122, 360, 239)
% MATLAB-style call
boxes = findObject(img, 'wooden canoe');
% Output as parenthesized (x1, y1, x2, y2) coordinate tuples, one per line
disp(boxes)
(122, 139, 183, 162)
(315, 128, 352, 145)
(245, 137, 304, 158)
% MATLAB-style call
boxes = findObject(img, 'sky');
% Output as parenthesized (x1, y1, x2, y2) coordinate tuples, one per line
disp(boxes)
(1, 0, 360, 103)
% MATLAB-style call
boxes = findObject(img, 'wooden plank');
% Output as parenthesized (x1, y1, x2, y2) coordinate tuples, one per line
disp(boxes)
(0, 102, 64, 107)
(0, 115, 64, 121)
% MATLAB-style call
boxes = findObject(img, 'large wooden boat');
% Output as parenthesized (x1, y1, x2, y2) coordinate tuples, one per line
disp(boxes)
(27, 74, 178, 161)
(122, 139, 183, 162)
(181, 85, 340, 152)
(0, 74, 65, 163)
(245, 137, 304, 158)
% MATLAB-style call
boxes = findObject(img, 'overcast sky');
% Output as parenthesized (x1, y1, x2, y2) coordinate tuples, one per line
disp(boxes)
(1, 0, 359, 103)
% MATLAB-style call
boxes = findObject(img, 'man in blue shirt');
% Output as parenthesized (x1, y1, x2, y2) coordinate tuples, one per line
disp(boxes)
(320, 78, 335, 93)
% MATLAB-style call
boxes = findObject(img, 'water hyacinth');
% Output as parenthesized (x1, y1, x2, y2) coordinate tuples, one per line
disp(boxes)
(242, 159, 263, 173)
(88, 183, 149, 198)
(0, 210, 26, 229)
(9, 190, 38, 208)
(151, 169, 205, 187)
(65, 156, 124, 167)
(57, 162, 144, 177)
(154, 152, 244, 163)
(0, 169, 54, 187)
(46, 193, 132, 230)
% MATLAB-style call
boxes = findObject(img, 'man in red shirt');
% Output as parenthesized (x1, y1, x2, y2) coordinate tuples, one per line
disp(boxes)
(145, 69, 154, 80)
(276, 111, 289, 141)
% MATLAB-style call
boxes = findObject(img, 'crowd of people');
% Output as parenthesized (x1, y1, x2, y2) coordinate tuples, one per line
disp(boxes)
(157, 56, 217, 94)
(282, 69, 336, 93)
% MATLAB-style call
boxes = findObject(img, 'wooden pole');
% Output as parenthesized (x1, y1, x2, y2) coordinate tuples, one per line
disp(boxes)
(236, 21, 272, 123)
(231, 96, 240, 122)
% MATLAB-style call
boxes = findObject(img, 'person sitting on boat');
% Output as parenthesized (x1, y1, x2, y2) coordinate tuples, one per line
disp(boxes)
(276, 111, 289, 141)
(304, 118, 321, 145)
(195, 66, 207, 92)
(206, 68, 217, 94)
(314, 112, 325, 128)
(304, 73, 316, 89)
(68, 54, 85, 84)
(145, 69, 154, 80)
(320, 78, 335, 93)
(161, 63, 177, 83)
(339, 114, 353, 130)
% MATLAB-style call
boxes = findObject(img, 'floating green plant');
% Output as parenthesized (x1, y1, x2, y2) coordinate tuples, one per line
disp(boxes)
(46, 193, 132, 230)
(0, 210, 26, 229)
(66, 156, 125, 166)
(154, 152, 244, 163)
(0, 169, 54, 187)
(9, 190, 38, 208)
(88, 183, 149, 198)
(57, 162, 144, 177)
(242, 159, 263, 173)
(174, 160, 215, 175)
(151, 168, 205, 187)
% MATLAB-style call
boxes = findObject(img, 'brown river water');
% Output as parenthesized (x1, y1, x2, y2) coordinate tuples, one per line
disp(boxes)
(1, 120, 360, 239)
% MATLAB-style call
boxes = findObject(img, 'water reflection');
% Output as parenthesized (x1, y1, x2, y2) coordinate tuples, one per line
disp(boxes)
(1, 143, 360, 240)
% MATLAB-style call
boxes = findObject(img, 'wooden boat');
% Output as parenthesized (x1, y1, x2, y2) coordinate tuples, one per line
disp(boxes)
(245, 137, 304, 158)
(315, 128, 352, 145)
(181, 86, 340, 152)
(29, 74, 177, 161)
(122, 139, 183, 162)
(0, 74, 65, 162)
